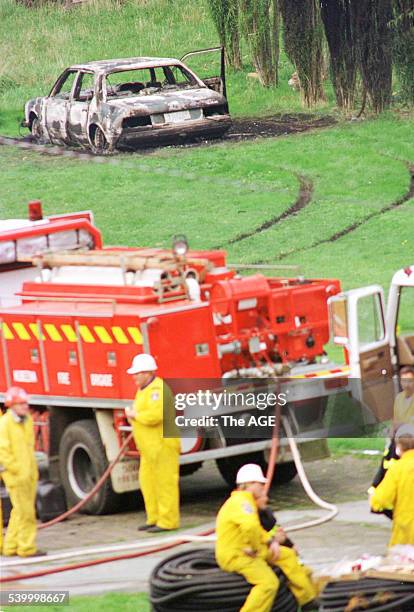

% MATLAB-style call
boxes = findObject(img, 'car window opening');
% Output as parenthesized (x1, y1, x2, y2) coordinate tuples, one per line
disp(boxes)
(105, 66, 198, 98)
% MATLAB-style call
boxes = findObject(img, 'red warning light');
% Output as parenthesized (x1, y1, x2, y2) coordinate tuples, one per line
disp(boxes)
(28, 200, 43, 221)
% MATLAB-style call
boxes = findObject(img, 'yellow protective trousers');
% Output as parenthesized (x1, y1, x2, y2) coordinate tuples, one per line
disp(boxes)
(226, 547, 317, 612)
(232, 556, 279, 612)
(3, 479, 37, 556)
(139, 441, 180, 530)
(276, 546, 317, 605)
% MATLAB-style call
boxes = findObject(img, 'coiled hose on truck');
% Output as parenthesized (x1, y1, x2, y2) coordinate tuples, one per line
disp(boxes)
(319, 577, 414, 612)
(149, 548, 297, 612)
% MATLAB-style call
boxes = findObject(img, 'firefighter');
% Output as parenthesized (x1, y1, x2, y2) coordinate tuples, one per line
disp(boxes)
(0, 387, 44, 557)
(126, 353, 180, 533)
(370, 424, 414, 546)
(215, 464, 318, 612)
(393, 365, 414, 426)
(371, 366, 414, 498)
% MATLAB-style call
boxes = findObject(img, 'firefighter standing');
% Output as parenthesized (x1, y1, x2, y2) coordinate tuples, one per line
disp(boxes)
(370, 424, 414, 546)
(126, 353, 180, 533)
(0, 387, 43, 557)
(215, 464, 318, 612)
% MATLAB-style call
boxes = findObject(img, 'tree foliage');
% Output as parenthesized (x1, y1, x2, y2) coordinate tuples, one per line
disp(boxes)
(320, 0, 357, 111)
(207, 0, 242, 69)
(239, 0, 279, 86)
(279, 0, 325, 106)
(392, 0, 414, 103)
(350, 0, 393, 113)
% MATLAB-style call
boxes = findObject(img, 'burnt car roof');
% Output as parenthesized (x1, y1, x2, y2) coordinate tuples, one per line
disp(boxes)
(70, 57, 182, 73)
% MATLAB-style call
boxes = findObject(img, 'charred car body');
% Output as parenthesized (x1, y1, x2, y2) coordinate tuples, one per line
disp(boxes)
(23, 48, 231, 153)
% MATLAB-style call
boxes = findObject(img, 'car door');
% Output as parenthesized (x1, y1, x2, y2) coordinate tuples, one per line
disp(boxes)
(44, 69, 79, 143)
(67, 71, 95, 145)
(329, 286, 396, 424)
(180, 46, 227, 98)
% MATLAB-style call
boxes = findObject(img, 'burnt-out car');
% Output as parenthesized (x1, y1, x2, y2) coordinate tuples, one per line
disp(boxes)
(22, 47, 231, 153)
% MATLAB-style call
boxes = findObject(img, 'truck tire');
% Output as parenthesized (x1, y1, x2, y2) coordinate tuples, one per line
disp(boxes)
(216, 452, 297, 488)
(59, 419, 120, 515)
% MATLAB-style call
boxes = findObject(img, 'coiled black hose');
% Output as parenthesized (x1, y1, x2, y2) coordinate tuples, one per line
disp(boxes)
(149, 547, 297, 612)
(320, 577, 414, 611)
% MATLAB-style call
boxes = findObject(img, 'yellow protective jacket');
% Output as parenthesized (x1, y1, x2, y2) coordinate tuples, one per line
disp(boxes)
(132, 377, 180, 458)
(216, 490, 272, 569)
(0, 410, 38, 487)
(371, 448, 414, 546)
(393, 391, 414, 424)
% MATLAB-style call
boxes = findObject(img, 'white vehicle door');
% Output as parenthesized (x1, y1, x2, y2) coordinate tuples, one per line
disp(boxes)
(44, 70, 78, 143)
(67, 71, 95, 145)
(180, 47, 227, 97)
(329, 285, 395, 424)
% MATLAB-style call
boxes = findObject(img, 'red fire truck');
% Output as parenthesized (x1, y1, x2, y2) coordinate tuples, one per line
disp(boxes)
(1, 203, 411, 514)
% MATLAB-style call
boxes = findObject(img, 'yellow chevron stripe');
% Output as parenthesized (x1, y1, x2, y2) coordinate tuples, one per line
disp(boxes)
(79, 325, 95, 343)
(44, 323, 63, 342)
(127, 326, 143, 344)
(29, 323, 45, 341)
(112, 326, 128, 344)
(61, 324, 77, 342)
(12, 322, 31, 341)
(94, 326, 113, 344)
(1, 322, 14, 340)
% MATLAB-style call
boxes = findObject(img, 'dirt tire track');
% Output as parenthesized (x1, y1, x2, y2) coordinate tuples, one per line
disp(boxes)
(213, 173, 313, 250)
(266, 162, 414, 262)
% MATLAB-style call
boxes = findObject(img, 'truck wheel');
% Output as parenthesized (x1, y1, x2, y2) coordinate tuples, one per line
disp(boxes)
(59, 419, 120, 515)
(216, 452, 297, 488)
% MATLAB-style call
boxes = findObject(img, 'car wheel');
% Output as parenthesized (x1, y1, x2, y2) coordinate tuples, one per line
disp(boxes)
(91, 126, 109, 155)
(31, 116, 42, 140)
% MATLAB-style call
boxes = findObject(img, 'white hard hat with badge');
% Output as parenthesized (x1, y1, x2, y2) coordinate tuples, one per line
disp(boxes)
(236, 463, 268, 484)
(127, 353, 157, 374)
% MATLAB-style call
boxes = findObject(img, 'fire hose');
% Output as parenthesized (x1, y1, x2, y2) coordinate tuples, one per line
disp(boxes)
(1, 409, 338, 585)
(149, 548, 297, 612)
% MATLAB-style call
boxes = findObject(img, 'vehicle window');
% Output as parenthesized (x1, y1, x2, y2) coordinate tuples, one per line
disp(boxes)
(105, 65, 198, 98)
(397, 287, 414, 335)
(74, 72, 95, 102)
(357, 293, 385, 348)
(54, 71, 78, 99)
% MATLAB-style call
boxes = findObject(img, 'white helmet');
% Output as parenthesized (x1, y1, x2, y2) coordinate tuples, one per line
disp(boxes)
(127, 353, 157, 374)
(236, 463, 267, 485)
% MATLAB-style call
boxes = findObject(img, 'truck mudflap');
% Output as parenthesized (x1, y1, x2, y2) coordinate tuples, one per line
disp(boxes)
(95, 410, 138, 494)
